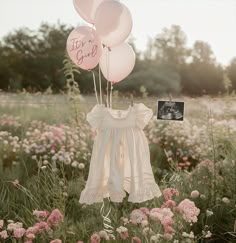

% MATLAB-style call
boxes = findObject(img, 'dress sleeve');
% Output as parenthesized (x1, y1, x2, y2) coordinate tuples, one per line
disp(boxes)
(86, 105, 103, 130)
(135, 103, 153, 129)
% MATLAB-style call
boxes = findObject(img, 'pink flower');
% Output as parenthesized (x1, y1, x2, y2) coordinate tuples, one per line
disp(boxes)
(34, 221, 49, 233)
(26, 233, 35, 239)
(50, 239, 62, 243)
(163, 188, 179, 201)
(162, 200, 176, 208)
(141, 220, 149, 228)
(139, 207, 150, 215)
(150, 208, 174, 224)
(130, 209, 147, 224)
(0, 230, 8, 239)
(13, 179, 20, 188)
(90, 233, 101, 243)
(25, 241, 33, 243)
(77, 241, 83, 243)
(0, 220, 3, 229)
(47, 209, 64, 227)
(120, 231, 129, 240)
(132, 236, 141, 243)
(13, 227, 26, 238)
(164, 225, 175, 233)
(116, 226, 129, 240)
(178, 199, 200, 223)
(191, 190, 200, 199)
(185, 161, 191, 166)
(26, 226, 39, 235)
(33, 210, 49, 220)
(197, 159, 214, 173)
(161, 216, 174, 226)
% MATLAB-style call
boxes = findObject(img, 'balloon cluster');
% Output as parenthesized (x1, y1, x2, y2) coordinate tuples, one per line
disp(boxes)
(66, 0, 135, 83)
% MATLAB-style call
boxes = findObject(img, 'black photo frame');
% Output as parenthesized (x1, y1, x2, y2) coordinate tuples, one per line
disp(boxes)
(157, 100, 184, 121)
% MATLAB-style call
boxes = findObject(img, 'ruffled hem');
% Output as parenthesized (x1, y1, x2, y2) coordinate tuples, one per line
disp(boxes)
(79, 188, 126, 205)
(128, 184, 162, 203)
(79, 183, 162, 205)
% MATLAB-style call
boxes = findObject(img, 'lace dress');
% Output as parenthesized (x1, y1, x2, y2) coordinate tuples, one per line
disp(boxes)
(79, 103, 161, 204)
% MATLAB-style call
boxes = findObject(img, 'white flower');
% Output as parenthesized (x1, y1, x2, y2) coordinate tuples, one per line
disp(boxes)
(59, 181, 64, 186)
(78, 163, 85, 170)
(98, 230, 109, 240)
(71, 161, 78, 168)
(0, 230, 8, 239)
(108, 234, 115, 240)
(141, 219, 149, 227)
(40, 166, 47, 170)
(206, 209, 213, 217)
(200, 194, 206, 200)
(43, 160, 49, 165)
(116, 226, 128, 234)
(204, 230, 212, 238)
(62, 192, 68, 197)
(222, 197, 230, 204)
(150, 234, 161, 242)
(121, 217, 129, 225)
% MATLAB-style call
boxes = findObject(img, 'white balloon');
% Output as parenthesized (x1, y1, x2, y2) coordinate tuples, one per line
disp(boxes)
(94, 1, 133, 47)
(99, 43, 136, 83)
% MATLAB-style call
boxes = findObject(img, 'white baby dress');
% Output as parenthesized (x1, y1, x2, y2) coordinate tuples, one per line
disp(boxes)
(79, 103, 161, 204)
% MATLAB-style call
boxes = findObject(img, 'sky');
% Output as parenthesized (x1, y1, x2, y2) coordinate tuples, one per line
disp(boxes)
(0, 0, 236, 65)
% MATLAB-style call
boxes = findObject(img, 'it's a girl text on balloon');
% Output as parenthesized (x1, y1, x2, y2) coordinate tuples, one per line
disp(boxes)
(69, 38, 98, 66)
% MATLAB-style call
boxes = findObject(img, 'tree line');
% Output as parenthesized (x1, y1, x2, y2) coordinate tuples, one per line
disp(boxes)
(0, 23, 235, 96)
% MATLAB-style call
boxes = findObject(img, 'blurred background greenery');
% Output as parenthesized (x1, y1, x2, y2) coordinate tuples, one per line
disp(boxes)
(0, 23, 235, 96)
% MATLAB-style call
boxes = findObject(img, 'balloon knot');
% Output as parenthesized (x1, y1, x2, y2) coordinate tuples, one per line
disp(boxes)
(87, 69, 91, 72)
(108, 47, 111, 52)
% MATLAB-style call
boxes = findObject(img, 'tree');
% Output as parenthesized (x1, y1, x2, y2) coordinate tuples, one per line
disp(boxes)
(152, 25, 189, 70)
(227, 58, 236, 91)
(181, 41, 224, 95)
(0, 23, 73, 91)
(191, 41, 216, 64)
(116, 62, 181, 96)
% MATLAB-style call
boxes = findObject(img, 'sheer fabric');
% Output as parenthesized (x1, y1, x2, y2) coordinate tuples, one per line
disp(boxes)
(79, 103, 161, 204)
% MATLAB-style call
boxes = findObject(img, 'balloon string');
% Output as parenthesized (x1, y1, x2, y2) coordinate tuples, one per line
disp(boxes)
(106, 46, 110, 107)
(110, 82, 113, 109)
(100, 198, 114, 234)
(99, 65, 102, 104)
(106, 81, 109, 108)
(92, 71, 99, 104)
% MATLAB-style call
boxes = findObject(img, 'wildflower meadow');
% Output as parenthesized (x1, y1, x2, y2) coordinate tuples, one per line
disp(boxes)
(0, 93, 236, 243)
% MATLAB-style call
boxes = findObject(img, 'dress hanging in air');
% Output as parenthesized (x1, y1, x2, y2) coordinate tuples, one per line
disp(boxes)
(79, 103, 161, 204)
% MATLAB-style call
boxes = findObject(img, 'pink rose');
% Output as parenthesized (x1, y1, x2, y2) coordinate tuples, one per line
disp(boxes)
(13, 228, 26, 238)
(50, 239, 62, 243)
(132, 236, 141, 243)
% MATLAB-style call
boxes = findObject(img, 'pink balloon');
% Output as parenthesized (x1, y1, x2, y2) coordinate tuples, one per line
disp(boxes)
(73, 0, 108, 24)
(99, 43, 136, 83)
(94, 1, 132, 47)
(66, 26, 102, 70)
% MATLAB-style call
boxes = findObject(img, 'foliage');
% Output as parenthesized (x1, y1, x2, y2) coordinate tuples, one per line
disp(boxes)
(0, 24, 235, 95)
(0, 96, 236, 242)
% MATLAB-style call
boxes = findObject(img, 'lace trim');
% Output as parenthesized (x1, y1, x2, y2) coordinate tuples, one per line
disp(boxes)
(79, 183, 162, 205)
(128, 184, 162, 203)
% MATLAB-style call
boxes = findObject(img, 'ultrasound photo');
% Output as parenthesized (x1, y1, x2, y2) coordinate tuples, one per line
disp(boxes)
(157, 101, 184, 121)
